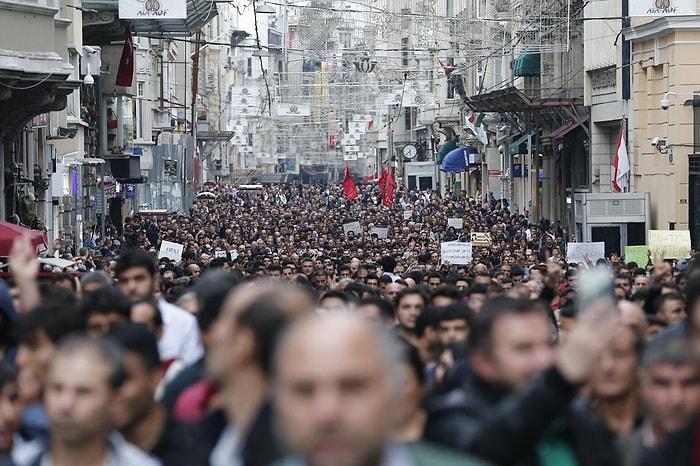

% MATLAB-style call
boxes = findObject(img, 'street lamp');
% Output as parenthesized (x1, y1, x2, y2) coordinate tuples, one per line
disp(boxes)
(255, 3, 276, 13)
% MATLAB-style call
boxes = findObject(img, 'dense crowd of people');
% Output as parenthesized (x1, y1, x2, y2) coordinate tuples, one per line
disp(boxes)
(0, 181, 697, 466)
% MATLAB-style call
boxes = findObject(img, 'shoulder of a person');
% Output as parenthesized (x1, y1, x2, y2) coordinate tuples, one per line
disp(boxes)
(408, 442, 492, 466)
(158, 300, 197, 323)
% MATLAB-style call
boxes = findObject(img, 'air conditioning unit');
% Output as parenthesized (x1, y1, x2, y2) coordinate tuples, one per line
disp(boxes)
(153, 109, 174, 129)
(47, 127, 78, 140)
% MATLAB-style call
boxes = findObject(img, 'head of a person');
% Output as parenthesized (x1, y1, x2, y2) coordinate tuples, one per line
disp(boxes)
(319, 290, 354, 313)
(640, 332, 700, 437)
(0, 362, 20, 454)
(437, 303, 472, 345)
(654, 292, 687, 326)
(273, 313, 402, 466)
(426, 272, 442, 290)
(634, 274, 650, 291)
(115, 250, 158, 300)
(79, 272, 113, 295)
(130, 298, 164, 341)
(382, 281, 406, 303)
(467, 284, 488, 314)
(206, 281, 315, 387)
(14, 288, 84, 405)
(429, 286, 462, 308)
(44, 335, 127, 447)
(614, 274, 633, 295)
(108, 325, 162, 433)
(394, 339, 426, 435)
(590, 324, 643, 400)
(357, 298, 394, 327)
(394, 289, 427, 334)
(175, 291, 199, 314)
(468, 297, 554, 391)
(79, 287, 131, 337)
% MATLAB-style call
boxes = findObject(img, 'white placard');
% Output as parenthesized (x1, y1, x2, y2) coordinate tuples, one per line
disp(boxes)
(566, 242, 606, 264)
(629, 0, 696, 16)
(343, 222, 362, 235)
(229, 250, 239, 261)
(441, 242, 473, 265)
(118, 0, 187, 19)
(214, 250, 227, 258)
(470, 232, 491, 246)
(158, 240, 183, 262)
(370, 227, 389, 239)
(447, 218, 463, 229)
(403, 210, 413, 220)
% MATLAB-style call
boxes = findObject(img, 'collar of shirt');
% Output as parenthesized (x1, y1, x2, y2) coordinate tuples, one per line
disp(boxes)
(284, 443, 413, 466)
(209, 425, 242, 466)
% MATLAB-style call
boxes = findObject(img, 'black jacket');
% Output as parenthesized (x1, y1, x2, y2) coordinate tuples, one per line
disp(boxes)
(641, 416, 697, 466)
(424, 368, 618, 466)
(194, 400, 285, 466)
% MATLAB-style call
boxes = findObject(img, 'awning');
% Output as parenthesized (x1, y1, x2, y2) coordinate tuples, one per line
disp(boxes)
(464, 86, 584, 114)
(0, 221, 48, 257)
(513, 51, 541, 77)
(509, 134, 530, 156)
(546, 115, 590, 139)
(440, 146, 477, 173)
(435, 138, 459, 164)
(300, 166, 319, 177)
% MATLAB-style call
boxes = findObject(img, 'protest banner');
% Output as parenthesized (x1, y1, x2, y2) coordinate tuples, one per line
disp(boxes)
(441, 242, 473, 265)
(649, 230, 691, 259)
(624, 245, 652, 266)
(566, 242, 605, 264)
(158, 241, 183, 262)
(447, 218, 464, 229)
(370, 227, 389, 239)
(229, 250, 239, 261)
(214, 250, 227, 259)
(470, 232, 491, 247)
(343, 221, 362, 235)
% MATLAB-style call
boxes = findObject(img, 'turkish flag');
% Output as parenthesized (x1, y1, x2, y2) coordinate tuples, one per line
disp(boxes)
(116, 27, 135, 87)
(384, 169, 395, 206)
(342, 165, 358, 200)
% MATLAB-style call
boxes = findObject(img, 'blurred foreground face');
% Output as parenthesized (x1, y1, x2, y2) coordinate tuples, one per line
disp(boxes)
(590, 326, 638, 398)
(642, 362, 700, 434)
(483, 312, 554, 391)
(275, 316, 395, 466)
(45, 351, 113, 446)
(16, 330, 54, 405)
(0, 380, 20, 453)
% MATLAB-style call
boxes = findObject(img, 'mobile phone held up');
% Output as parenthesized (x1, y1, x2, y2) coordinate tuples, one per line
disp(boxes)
(576, 268, 615, 315)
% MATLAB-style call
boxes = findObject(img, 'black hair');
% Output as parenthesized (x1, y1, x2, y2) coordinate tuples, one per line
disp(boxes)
(115, 249, 157, 278)
(415, 306, 442, 338)
(468, 297, 549, 352)
(653, 292, 685, 315)
(108, 324, 161, 372)
(15, 288, 83, 345)
(79, 287, 131, 320)
(319, 290, 353, 305)
(194, 270, 240, 332)
(55, 334, 127, 389)
(0, 360, 17, 392)
(468, 284, 488, 296)
(395, 287, 428, 309)
(429, 286, 462, 305)
(359, 297, 394, 322)
(397, 337, 426, 385)
(130, 298, 163, 329)
(437, 303, 473, 325)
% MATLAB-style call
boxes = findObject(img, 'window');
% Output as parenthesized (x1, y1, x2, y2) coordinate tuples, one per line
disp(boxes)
(103, 96, 134, 155)
(135, 81, 145, 140)
(404, 108, 412, 131)
(67, 50, 79, 118)
(247, 58, 253, 77)
(401, 38, 409, 67)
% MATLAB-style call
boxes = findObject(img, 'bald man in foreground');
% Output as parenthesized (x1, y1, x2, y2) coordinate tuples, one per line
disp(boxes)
(272, 313, 490, 466)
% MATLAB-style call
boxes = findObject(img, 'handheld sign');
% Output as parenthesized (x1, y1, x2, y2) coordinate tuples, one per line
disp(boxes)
(441, 242, 473, 265)
(370, 227, 389, 239)
(343, 222, 362, 235)
(403, 211, 413, 220)
(470, 232, 491, 247)
(158, 241, 183, 262)
(624, 245, 652, 266)
(229, 250, 239, 261)
(567, 242, 605, 264)
(447, 218, 463, 229)
(214, 250, 227, 259)
(649, 230, 691, 259)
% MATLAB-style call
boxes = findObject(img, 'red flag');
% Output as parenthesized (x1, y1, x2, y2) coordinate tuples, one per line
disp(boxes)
(342, 165, 358, 200)
(438, 59, 456, 76)
(378, 167, 394, 206)
(384, 169, 395, 206)
(612, 126, 630, 192)
(360, 173, 378, 184)
(116, 27, 135, 87)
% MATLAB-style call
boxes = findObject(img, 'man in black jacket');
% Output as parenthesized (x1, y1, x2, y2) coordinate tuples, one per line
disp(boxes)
(424, 297, 620, 466)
